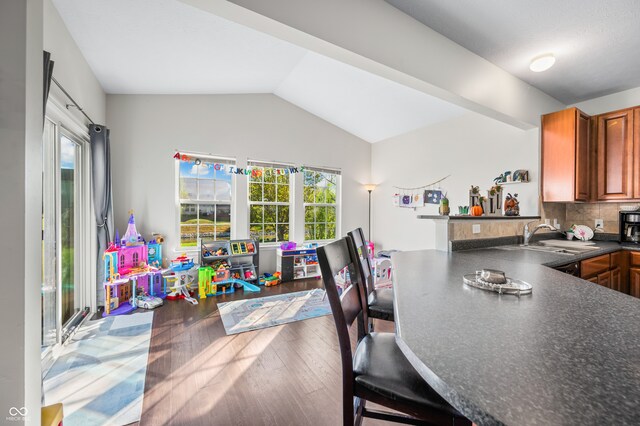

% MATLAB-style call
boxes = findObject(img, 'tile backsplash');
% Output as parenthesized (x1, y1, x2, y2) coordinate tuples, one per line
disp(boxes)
(449, 202, 633, 242)
(565, 203, 629, 233)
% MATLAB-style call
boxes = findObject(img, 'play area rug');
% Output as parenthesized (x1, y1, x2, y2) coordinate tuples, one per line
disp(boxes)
(218, 289, 332, 335)
(43, 311, 153, 426)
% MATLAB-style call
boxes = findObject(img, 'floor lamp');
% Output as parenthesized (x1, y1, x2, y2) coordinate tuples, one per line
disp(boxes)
(364, 184, 377, 242)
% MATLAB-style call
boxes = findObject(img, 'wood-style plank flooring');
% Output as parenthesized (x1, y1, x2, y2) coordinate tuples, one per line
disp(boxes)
(135, 278, 394, 426)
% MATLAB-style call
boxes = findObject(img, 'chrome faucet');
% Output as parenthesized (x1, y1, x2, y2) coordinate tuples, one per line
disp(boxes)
(523, 221, 557, 246)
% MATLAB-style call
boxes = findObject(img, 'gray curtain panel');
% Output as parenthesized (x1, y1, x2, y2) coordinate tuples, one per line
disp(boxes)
(43, 50, 54, 121)
(90, 125, 113, 307)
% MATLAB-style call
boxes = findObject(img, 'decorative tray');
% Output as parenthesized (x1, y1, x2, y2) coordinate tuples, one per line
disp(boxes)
(463, 273, 532, 296)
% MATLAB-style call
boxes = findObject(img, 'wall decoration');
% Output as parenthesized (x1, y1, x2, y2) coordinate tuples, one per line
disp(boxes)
(424, 189, 444, 204)
(486, 185, 503, 216)
(512, 169, 530, 182)
(494, 169, 529, 184)
(392, 175, 451, 210)
(468, 185, 481, 210)
(439, 195, 450, 216)
(504, 193, 520, 216)
(173, 152, 305, 176)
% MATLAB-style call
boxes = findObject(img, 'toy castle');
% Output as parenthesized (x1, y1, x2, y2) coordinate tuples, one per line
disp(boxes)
(102, 212, 165, 316)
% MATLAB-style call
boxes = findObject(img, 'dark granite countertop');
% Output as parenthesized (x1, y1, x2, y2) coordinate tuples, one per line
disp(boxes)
(392, 247, 640, 426)
(417, 215, 541, 221)
(470, 240, 637, 268)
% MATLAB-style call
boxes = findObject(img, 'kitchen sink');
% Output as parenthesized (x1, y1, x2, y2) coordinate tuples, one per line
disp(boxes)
(495, 244, 599, 256)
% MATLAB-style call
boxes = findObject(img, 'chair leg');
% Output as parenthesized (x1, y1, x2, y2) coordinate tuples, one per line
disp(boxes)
(354, 397, 365, 426)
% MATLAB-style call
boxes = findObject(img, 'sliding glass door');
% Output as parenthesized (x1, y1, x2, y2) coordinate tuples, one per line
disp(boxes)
(60, 134, 81, 326)
(42, 117, 91, 350)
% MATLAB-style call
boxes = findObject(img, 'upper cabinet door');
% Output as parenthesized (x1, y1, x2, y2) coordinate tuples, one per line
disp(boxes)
(597, 109, 634, 200)
(541, 108, 590, 202)
(575, 110, 591, 201)
(634, 108, 640, 199)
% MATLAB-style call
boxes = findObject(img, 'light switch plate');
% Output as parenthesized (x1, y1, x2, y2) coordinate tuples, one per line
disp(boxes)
(472, 224, 481, 234)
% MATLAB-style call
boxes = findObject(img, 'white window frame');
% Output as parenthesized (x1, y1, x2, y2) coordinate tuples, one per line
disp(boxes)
(302, 166, 342, 243)
(175, 153, 236, 249)
(247, 160, 294, 246)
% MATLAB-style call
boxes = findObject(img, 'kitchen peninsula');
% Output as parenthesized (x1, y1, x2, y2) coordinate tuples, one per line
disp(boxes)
(392, 248, 640, 426)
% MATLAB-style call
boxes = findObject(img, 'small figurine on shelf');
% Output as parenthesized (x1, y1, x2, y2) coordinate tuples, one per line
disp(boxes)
(469, 185, 481, 209)
(439, 194, 450, 216)
(486, 185, 503, 216)
(470, 203, 483, 216)
(504, 193, 520, 216)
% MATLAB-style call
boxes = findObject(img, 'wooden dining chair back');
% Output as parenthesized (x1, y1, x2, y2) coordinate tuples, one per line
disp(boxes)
(317, 237, 368, 423)
(347, 227, 374, 294)
(348, 228, 395, 324)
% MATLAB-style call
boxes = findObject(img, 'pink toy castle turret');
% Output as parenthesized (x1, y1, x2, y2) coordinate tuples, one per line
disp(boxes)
(122, 211, 143, 246)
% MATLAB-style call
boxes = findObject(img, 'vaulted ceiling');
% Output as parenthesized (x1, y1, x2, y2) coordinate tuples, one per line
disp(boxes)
(52, 0, 465, 143)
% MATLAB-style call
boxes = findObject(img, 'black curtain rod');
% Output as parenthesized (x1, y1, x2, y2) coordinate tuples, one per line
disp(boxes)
(51, 75, 96, 125)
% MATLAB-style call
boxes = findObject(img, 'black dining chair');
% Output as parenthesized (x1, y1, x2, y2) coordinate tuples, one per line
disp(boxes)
(348, 228, 394, 324)
(317, 237, 470, 426)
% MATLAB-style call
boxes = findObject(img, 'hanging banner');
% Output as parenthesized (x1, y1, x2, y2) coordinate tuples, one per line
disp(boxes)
(174, 152, 305, 175)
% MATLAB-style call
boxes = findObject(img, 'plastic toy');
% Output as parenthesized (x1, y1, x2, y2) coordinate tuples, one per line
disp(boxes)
(165, 253, 198, 305)
(131, 294, 164, 309)
(280, 241, 296, 250)
(102, 211, 166, 316)
(197, 265, 260, 298)
(264, 272, 281, 286)
(170, 253, 195, 271)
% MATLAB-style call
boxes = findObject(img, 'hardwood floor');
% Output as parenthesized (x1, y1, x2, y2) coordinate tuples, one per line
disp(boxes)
(136, 278, 394, 425)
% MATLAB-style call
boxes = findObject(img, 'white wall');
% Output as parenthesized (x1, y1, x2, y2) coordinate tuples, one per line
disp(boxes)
(106, 94, 371, 272)
(571, 86, 640, 115)
(44, 0, 106, 124)
(0, 0, 43, 422)
(371, 112, 539, 251)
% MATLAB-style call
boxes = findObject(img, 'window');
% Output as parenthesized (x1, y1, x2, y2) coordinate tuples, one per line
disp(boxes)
(248, 161, 291, 244)
(304, 168, 340, 241)
(178, 155, 234, 247)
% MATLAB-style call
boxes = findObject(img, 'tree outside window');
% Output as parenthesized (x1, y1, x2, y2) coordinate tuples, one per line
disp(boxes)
(304, 169, 339, 241)
(248, 162, 291, 244)
(178, 157, 233, 247)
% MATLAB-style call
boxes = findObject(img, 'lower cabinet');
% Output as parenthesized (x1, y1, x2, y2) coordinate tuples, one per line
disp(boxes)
(579, 250, 640, 297)
(597, 270, 611, 288)
(610, 267, 621, 291)
(581, 251, 628, 294)
(630, 268, 640, 298)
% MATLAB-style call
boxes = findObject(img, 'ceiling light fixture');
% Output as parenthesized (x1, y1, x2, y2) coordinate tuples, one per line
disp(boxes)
(529, 54, 556, 72)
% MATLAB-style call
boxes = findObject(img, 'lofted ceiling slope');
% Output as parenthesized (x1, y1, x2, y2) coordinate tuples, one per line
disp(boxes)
(52, 0, 465, 142)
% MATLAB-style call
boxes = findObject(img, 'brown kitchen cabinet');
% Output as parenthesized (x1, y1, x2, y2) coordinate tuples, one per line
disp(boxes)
(580, 254, 610, 278)
(635, 108, 640, 199)
(596, 108, 635, 200)
(541, 108, 591, 202)
(597, 271, 611, 288)
(610, 267, 621, 291)
(630, 268, 640, 298)
(580, 251, 629, 293)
